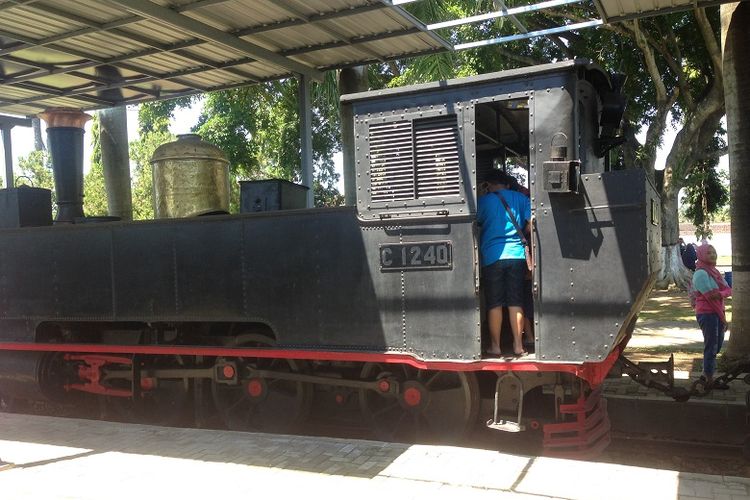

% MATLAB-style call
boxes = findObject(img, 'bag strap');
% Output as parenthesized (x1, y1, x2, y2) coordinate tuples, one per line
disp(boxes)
(496, 192, 528, 246)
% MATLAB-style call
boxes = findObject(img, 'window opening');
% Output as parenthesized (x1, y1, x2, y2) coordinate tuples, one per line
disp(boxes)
(474, 99, 530, 189)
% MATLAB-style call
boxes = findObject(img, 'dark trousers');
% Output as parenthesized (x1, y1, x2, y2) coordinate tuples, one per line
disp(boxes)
(696, 313, 724, 377)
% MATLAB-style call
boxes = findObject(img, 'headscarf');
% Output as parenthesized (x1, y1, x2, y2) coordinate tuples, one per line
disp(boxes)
(695, 244, 727, 287)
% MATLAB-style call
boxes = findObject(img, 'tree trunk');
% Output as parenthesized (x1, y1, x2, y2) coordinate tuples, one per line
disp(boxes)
(98, 106, 133, 221)
(656, 182, 692, 289)
(722, 2, 750, 359)
(338, 66, 368, 206)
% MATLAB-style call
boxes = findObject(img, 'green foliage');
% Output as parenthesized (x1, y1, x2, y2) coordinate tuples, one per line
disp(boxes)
(680, 149, 729, 240)
(84, 114, 109, 216)
(17, 149, 54, 191)
(130, 128, 173, 220)
(193, 78, 342, 208)
(137, 98, 194, 135)
(16, 149, 55, 216)
(127, 100, 192, 219)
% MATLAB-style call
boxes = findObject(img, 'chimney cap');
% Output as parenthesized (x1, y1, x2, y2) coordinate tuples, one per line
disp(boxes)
(38, 108, 92, 129)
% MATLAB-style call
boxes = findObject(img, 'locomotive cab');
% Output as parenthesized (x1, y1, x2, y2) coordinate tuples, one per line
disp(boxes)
(344, 59, 660, 364)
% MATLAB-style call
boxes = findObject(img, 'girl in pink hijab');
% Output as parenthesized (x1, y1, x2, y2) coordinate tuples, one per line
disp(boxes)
(692, 244, 732, 385)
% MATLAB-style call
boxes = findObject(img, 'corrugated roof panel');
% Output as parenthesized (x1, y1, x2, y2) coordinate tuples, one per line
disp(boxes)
(597, 0, 726, 21)
(0, 0, 449, 116)
(37, 0, 131, 23)
(183, 44, 243, 64)
(0, 10, 73, 40)
(243, 28, 343, 57)
(0, 86, 38, 101)
(131, 18, 211, 45)
(61, 35, 139, 60)
(131, 52, 204, 75)
(186, 0, 324, 32)
(124, 19, 202, 45)
(189, 70, 247, 88)
(186, 5, 287, 32)
(363, 35, 438, 58)
(26, 73, 92, 89)
(228, 61, 290, 81)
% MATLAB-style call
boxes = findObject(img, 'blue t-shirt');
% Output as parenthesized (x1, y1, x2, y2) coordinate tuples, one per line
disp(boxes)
(693, 269, 718, 294)
(477, 190, 531, 266)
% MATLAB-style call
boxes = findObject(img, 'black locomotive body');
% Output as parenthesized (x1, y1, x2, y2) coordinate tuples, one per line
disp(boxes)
(0, 60, 660, 450)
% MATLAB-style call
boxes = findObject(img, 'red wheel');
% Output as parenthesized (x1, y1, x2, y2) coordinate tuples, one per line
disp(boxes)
(359, 363, 479, 444)
(107, 355, 191, 425)
(211, 334, 312, 433)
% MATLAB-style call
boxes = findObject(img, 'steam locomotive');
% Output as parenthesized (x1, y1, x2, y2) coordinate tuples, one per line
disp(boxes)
(0, 59, 660, 456)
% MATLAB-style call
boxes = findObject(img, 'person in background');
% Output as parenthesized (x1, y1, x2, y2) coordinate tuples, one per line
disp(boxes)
(682, 240, 697, 271)
(478, 170, 531, 357)
(691, 243, 732, 386)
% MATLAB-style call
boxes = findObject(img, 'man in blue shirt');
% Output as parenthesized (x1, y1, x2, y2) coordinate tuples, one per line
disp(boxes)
(478, 170, 531, 357)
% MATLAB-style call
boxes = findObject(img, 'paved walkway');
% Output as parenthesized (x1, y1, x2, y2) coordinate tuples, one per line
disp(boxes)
(0, 413, 748, 500)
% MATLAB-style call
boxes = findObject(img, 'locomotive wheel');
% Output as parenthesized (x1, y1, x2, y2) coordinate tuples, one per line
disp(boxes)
(107, 355, 191, 425)
(359, 363, 479, 444)
(212, 334, 312, 433)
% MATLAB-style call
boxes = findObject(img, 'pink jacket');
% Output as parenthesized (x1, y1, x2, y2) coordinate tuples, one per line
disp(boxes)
(693, 270, 731, 321)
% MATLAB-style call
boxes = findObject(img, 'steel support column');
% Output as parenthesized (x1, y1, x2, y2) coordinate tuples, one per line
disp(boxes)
(298, 73, 314, 208)
(0, 115, 32, 188)
(99, 106, 133, 220)
(1, 127, 12, 188)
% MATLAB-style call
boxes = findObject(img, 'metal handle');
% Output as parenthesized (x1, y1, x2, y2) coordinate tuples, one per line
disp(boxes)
(377, 209, 449, 220)
(530, 215, 539, 298)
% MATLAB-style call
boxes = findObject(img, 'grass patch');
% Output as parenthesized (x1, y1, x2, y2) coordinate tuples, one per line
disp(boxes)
(625, 287, 733, 371)
(637, 288, 732, 323)
(627, 344, 703, 354)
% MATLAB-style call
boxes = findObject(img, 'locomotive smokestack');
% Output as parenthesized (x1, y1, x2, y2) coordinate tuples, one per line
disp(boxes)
(38, 108, 91, 223)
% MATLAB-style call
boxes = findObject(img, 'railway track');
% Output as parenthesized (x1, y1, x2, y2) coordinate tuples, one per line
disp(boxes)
(604, 433, 748, 477)
(3, 394, 748, 478)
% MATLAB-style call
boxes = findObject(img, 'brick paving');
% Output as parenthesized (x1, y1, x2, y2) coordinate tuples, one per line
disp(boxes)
(0, 413, 748, 500)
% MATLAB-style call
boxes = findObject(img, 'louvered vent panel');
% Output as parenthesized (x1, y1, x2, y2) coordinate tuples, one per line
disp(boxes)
(369, 120, 415, 202)
(414, 116, 461, 198)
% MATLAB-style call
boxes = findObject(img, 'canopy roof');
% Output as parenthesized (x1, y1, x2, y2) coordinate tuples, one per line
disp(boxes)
(0, 0, 449, 117)
(595, 0, 733, 23)
(1, 0, 743, 118)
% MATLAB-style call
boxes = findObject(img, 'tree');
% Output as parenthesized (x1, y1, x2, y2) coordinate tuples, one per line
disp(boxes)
(680, 145, 729, 241)
(721, 2, 750, 359)
(193, 77, 342, 208)
(83, 114, 109, 216)
(129, 101, 182, 220)
(17, 150, 53, 191)
(16, 149, 55, 216)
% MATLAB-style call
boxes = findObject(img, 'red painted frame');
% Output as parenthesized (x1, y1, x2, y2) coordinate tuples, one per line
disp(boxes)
(0, 341, 623, 387)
